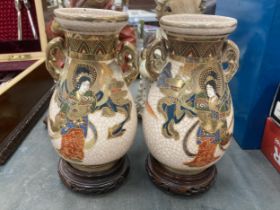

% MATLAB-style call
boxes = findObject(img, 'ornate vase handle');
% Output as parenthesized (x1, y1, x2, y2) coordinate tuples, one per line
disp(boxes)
(46, 37, 65, 82)
(143, 38, 167, 81)
(222, 40, 240, 83)
(118, 42, 139, 86)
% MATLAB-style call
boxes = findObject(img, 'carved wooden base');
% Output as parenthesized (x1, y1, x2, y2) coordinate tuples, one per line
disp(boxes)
(58, 156, 130, 194)
(146, 154, 217, 196)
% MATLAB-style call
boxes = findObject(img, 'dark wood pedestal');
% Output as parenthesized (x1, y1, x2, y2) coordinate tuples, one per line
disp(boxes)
(145, 154, 217, 196)
(58, 156, 130, 194)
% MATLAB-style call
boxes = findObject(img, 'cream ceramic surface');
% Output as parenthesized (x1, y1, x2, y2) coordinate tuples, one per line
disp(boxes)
(46, 8, 137, 169)
(143, 14, 239, 174)
(48, 63, 137, 166)
(137, 1, 208, 117)
(160, 14, 237, 36)
(143, 59, 234, 172)
(54, 8, 128, 34)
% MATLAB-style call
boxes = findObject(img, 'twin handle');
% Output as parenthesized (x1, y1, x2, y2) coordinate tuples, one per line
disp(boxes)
(46, 36, 240, 85)
(142, 38, 240, 83)
(46, 36, 139, 86)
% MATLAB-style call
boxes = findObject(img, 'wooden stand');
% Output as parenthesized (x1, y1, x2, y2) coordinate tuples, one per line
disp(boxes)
(146, 155, 217, 196)
(58, 156, 130, 194)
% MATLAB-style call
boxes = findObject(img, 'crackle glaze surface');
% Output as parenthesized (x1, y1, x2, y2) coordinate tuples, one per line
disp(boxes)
(46, 9, 137, 167)
(143, 14, 239, 173)
(48, 61, 137, 166)
(143, 59, 233, 172)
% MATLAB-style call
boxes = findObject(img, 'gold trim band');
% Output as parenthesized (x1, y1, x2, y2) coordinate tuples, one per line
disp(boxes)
(169, 54, 219, 63)
(68, 51, 115, 61)
(167, 35, 225, 59)
(166, 32, 228, 41)
(65, 32, 118, 61)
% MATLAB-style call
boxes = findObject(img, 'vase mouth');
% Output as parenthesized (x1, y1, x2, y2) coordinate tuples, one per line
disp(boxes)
(54, 8, 128, 22)
(160, 14, 237, 36)
(54, 8, 128, 34)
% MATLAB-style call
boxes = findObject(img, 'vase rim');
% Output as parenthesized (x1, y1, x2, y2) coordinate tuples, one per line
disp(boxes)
(54, 8, 128, 34)
(54, 8, 128, 22)
(160, 14, 237, 36)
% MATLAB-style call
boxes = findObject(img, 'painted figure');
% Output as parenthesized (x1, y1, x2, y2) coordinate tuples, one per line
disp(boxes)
(142, 13, 239, 194)
(50, 63, 133, 162)
(156, 63, 196, 140)
(155, 64, 232, 167)
(96, 78, 132, 138)
(51, 65, 97, 161)
(185, 71, 232, 167)
(46, 8, 138, 192)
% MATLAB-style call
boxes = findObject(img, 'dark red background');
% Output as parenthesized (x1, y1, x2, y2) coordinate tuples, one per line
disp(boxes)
(0, 0, 41, 54)
(261, 118, 280, 173)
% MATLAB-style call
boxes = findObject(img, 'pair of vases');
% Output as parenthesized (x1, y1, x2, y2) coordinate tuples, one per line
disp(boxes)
(46, 8, 239, 195)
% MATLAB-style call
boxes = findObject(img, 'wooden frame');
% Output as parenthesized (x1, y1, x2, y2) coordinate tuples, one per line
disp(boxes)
(0, 1, 54, 165)
(0, 1, 47, 63)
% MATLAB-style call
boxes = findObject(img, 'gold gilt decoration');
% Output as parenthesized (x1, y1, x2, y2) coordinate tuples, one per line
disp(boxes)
(49, 62, 133, 161)
(117, 42, 139, 86)
(156, 60, 232, 144)
(143, 38, 168, 81)
(72, 64, 97, 89)
(97, 77, 132, 139)
(65, 32, 118, 61)
(198, 66, 224, 98)
(167, 35, 226, 61)
(156, 63, 197, 140)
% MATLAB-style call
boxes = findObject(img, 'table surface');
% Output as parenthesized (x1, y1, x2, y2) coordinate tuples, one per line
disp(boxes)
(1, 85, 280, 210)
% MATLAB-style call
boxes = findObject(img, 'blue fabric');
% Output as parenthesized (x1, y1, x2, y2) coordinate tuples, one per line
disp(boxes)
(217, 0, 280, 149)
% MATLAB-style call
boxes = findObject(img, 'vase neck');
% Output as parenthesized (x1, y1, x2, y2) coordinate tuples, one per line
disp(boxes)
(167, 34, 226, 62)
(65, 31, 118, 61)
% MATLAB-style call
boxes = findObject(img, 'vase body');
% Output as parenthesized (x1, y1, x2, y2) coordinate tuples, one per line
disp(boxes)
(46, 8, 137, 170)
(143, 14, 239, 174)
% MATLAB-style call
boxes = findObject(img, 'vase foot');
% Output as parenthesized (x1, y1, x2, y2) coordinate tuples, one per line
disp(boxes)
(58, 156, 129, 194)
(145, 154, 217, 196)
